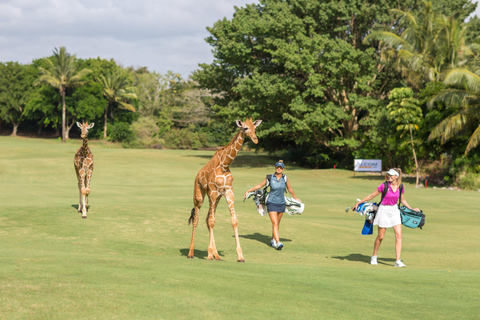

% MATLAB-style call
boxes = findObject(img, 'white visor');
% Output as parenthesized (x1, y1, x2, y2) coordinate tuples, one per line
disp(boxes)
(387, 169, 399, 177)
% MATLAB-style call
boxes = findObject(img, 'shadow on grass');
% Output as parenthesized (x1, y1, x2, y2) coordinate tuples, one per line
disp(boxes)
(331, 253, 396, 265)
(239, 232, 292, 246)
(185, 153, 278, 168)
(184, 153, 306, 171)
(179, 248, 225, 260)
(71, 204, 89, 211)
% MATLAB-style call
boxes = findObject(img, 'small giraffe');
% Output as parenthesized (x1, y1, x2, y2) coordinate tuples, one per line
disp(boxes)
(74, 121, 94, 219)
(188, 117, 262, 262)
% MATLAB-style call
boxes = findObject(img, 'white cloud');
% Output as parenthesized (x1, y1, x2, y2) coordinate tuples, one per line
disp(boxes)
(0, 0, 258, 78)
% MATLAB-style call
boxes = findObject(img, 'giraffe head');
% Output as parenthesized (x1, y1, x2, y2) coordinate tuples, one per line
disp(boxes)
(236, 117, 262, 144)
(77, 121, 95, 139)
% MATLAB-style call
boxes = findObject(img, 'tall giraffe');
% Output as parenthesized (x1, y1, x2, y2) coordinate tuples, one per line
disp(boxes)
(74, 121, 95, 219)
(188, 117, 262, 262)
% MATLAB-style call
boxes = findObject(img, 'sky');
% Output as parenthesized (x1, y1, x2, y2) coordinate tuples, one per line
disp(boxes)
(0, 0, 258, 79)
(1, 0, 479, 79)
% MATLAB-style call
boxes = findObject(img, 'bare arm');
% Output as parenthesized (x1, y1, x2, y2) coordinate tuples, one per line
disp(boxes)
(286, 178, 300, 202)
(353, 190, 381, 211)
(400, 194, 420, 211)
(243, 179, 267, 200)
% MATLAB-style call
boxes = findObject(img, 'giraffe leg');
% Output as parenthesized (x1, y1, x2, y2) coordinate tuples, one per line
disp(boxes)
(85, 165, 93, 211)
(207, 192, 221, 260)
(75, 167, 83, 213)
(188, 182, 205, 259)
(78, 168, 88, 218)
(225, 189, 244, 262)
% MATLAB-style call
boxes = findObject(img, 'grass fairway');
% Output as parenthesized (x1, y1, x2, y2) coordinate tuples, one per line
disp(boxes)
(1, 136, 479, 319)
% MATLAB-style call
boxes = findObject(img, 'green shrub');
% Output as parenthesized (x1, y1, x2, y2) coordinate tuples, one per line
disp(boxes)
(457, 172, 480, 190)
(108, 122, 135, 144)
(130, 117, 160, 148)
(162, 128, 208, 149)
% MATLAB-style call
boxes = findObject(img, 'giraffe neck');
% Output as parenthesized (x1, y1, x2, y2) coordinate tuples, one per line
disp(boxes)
(218, 130, 245, 169)
(82, 138, 89, 157)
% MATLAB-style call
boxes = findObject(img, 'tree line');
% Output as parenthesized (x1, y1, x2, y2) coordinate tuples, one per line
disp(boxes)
(192, 0, 480, 189)
(0, 48, 225, 149)
(1, 0, 480, 189)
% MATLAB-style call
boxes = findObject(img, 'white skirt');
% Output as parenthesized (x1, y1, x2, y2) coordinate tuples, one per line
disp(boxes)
(373, 205, 401, 228)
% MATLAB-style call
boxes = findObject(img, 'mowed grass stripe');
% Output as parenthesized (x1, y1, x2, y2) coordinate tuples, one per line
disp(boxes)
(1, 136, 479, 319)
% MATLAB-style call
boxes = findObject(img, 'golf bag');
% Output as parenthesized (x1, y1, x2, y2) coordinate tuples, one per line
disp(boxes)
(399, 205, 425, 229)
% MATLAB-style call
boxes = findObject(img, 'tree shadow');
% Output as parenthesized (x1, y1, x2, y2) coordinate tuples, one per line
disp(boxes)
(239, 232, 292, 246)
(331, 253, 396, 265)
(185, 153, 279, 168)
(349, 174, 417, 184)
(179, 248, 225, 260)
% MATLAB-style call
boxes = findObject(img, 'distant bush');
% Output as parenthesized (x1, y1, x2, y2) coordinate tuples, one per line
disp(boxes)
(162, 128, 208, 149)
(130, 117, 160, 148)
(457, 172, 480, 190)
(108, 122, 135, 144)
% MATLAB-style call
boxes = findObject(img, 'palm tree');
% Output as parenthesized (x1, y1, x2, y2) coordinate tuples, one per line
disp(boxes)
(428, 68, 480, 155)
(387, 88, 423, 186)
(36, 47, 91, 142)
(364, 1, 470, 88)
(96, 69, 137, 139)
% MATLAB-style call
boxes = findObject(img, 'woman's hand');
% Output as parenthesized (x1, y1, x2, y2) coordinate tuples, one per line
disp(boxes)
(352, 201, 362, 212)
(294, 197, 301, 202)
(412, 208, 420, 212)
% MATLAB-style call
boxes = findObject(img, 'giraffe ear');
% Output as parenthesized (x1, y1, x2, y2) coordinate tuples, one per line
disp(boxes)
(253, 120, 262, 128)
(88, 123, 95, 129)
(76, 122, 82, 128)
(236, 120, 243, 128)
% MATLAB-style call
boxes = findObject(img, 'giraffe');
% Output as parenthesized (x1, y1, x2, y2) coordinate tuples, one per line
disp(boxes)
(187, 117, 262, 262)
(74, 121, 95, 219)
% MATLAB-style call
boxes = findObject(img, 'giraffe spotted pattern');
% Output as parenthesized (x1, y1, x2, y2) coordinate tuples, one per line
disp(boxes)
(74, 121, 94, 219)
(188, 118, 262, 262)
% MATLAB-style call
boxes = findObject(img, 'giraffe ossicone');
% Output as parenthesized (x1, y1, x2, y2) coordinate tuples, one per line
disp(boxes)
(74, 121, 95, 218)
(187, 117, 262, 262)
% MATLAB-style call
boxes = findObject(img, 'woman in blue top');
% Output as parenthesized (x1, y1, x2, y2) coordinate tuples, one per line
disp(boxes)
(244, 160, 301, 250)
(353, 168, 419, 268)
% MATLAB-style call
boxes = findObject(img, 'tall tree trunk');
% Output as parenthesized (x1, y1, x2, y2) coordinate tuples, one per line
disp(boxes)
(61, 90, 66, 143)
(11, 122, 19, 137)
(66, 120, 75, 140)
(37, 120, 44, 135)
(103, 103, 109, 139)
(410, 127, 419, 186)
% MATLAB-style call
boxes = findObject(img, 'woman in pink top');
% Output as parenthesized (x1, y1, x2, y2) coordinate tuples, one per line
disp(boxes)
(353, 168, 420, 268)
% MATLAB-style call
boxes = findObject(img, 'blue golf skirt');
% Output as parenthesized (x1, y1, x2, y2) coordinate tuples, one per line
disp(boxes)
(266, 202, 286, 213)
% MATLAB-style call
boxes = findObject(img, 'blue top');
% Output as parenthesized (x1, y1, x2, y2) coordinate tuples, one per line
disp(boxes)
(266, 174, 286, 205)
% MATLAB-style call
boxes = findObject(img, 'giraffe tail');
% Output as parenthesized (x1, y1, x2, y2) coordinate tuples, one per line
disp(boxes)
(188, 208, 195, 225)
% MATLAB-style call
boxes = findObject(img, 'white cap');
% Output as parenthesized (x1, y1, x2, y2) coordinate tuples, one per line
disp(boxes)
(387, 169, 399, 177)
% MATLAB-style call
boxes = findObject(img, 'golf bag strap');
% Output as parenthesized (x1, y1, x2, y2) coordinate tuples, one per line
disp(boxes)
(379, 182, 404, 206)
(265, 174, 287, 193)
(379, 181, 388, 205)
(397, 184, 404, 207)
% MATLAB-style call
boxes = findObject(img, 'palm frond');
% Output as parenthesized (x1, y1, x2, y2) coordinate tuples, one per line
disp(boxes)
(428, 88, 480, 107)
(427, 112, 468, 143)
(465, 124, 480, 155)
(444, 68, 480, 93)
(117, 101, 136, 112)
(364, 31, 410, 49)
(36, 75, 61, 89)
